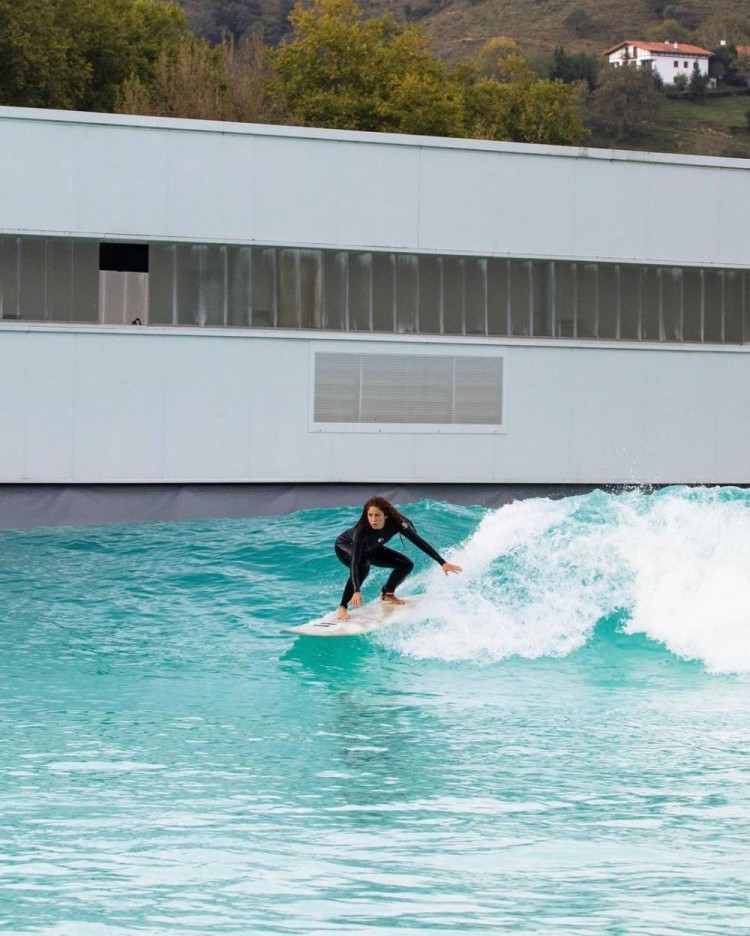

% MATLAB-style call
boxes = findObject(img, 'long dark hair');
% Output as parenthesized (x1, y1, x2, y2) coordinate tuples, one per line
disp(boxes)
(355, 496, 413, 531)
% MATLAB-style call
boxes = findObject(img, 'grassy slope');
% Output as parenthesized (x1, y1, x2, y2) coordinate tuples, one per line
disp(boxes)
(584, 93, 750, 159)
(396, 0, 750, 61)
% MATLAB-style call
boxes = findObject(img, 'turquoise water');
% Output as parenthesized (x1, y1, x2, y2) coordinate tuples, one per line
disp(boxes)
(2, 487, 750, 934)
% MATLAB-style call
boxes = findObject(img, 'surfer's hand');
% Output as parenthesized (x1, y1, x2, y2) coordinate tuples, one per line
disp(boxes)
(351, 591, 363, 608)
(441, 562, 462, 575)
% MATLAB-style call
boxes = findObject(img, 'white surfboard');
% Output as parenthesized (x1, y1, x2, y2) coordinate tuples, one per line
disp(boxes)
(282, 594, 425, 637)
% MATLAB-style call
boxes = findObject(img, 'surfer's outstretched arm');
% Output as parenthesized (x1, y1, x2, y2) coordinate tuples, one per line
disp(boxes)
(401, 525, 462, 576)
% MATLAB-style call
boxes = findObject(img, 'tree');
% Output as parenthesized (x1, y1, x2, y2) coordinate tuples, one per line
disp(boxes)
(117, 32, 275, 123)
(550, 45, 599, 91)
(697, 14, 750, 51)
(687, 69, 709, 98)
(644, 19, 693, 44)
(56, 0, 188, 113)
(271, 0, 464, 136)
(0, 0, 190, 112)
(0, 0, 86, 108)
(464, 71, 586, 146)
(589, 66, 663, 140)
(475, 37, 522, 79)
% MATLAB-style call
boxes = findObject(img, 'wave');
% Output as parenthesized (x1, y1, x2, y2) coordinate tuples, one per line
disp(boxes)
(384, 487, 750, 674)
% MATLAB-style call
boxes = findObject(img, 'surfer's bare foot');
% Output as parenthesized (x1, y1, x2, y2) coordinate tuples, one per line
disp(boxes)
(336, 607, 349, 621)
(381, 592, 406, 605)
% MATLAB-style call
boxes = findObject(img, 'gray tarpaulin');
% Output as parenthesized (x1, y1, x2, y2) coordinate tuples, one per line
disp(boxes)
(0, 483, 602, 531)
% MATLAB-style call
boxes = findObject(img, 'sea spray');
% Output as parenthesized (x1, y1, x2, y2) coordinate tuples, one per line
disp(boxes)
(384, 487, 750, 674)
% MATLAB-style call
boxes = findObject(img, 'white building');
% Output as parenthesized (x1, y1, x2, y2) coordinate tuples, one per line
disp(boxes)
(605, 41, 711, 85)
(1, 106, 750, 526)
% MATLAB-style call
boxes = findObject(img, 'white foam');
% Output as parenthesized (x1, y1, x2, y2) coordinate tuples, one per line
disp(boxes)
(386, 488, 750, 674)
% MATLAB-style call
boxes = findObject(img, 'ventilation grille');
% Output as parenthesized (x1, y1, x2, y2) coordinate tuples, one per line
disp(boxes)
(314, 352, 503, 425)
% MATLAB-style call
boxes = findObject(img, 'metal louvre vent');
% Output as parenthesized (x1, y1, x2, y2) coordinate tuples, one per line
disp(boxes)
(314, 352, 503, 425)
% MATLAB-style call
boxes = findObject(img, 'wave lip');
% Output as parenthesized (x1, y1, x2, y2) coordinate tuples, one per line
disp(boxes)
(387, 487, 750, 674)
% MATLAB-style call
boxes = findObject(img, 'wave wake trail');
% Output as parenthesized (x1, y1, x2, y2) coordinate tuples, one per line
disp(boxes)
(389, 487, 750, 673)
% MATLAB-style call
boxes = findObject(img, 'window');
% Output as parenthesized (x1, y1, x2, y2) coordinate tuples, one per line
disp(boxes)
(3, 235, 750, 348)
(683, 61, 688, 68)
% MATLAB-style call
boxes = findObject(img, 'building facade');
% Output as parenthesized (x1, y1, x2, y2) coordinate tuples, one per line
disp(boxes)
(605, 41, 711, 85)
(1, 106, 750, 506)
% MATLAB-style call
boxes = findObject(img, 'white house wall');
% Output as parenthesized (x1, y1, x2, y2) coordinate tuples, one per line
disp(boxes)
(2, 324, 750, 485)
(0, 107, 749, 268)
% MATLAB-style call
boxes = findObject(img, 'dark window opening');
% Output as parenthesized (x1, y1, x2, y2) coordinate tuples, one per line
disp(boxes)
(99, 243, 149, 273)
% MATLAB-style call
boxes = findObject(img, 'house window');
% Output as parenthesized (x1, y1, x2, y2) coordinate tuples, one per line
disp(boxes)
(693, 61, 699, 70)
(683, 61, 688, 68)
(674, 60, 679, 67)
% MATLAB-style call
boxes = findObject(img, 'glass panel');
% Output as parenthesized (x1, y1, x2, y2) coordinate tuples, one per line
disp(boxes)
(19, 238, 46, 320)
(299, 250, 322, 329)
(464, 258, 487, 335)
(597, 264, 618, 340)
(46, 239, 73, 322)
(661, 267, 682, 341)
(576, 263, 598, 339)
(227, 246, 252, 327)
(703, 269, 723, 343)
(395, 254, 418, 334)
(555, 262, 575, 338)
(196, 246, 225, 327)
(487, 258, 509, 336)
(442, 257, 464, 335)
(682, 268, 702, 342)
(348, 252, 371, 332)
(744, 273, 750, 346)
(619, 265, 640, 340)
(175, 245, 201, 326)
(322, 251, 347, 331)
(277, 248, 299, 329)
(509, 260, 531, 337)
(372, 252, 394, 333)
(149, 243, 176, 325)
(531, 261, 553, 337)
(418, 255, 441, 334)
(71, 240, 99, 323)
(641, 267, 660, 341)
(251, 247, 277, 328)
(724, 270, 743, 344)
(0, 237, 20, 320)
(98, 270, 127, 324)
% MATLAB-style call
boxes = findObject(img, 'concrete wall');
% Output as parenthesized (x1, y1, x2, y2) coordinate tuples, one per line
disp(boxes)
(0, 107, 748, 269)
(2, 323, 750, 485)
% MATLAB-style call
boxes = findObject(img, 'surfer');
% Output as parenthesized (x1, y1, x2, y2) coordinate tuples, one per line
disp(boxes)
(334, 496, 461, 621)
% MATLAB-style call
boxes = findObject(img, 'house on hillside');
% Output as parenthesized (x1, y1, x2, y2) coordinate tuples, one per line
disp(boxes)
(604, 41, 711, 86)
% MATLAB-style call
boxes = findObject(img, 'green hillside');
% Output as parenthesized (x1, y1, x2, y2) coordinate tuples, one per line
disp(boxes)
(381, 0, 750, 62)
(181, 0, 750, 57)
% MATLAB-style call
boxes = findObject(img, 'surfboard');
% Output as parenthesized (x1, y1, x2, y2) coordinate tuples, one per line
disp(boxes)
(281, 594, 425, 637)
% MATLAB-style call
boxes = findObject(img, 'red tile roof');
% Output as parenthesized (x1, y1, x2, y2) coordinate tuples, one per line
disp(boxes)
(604, 41, 712, 57)
(737, 45, 750, 56)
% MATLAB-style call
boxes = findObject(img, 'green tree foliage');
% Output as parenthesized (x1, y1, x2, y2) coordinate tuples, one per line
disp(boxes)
(271, 0, 464, 135)
(0, 0, 86, 108)
(57, 0, 188, 112)
(0, 0, 189, 112)
(589, 66, 663, 141)
(464, 69, 586, 146)
(697, 14, 750, 51)
(272, 0, 586, 145)
(475, 37, 522, 79)
(644, 19, 693, 44)
(118, 33, 274, 123)
(550, 45, 599, 91)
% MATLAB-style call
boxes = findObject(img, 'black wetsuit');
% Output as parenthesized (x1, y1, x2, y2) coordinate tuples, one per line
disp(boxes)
(335, 517, 446, 609)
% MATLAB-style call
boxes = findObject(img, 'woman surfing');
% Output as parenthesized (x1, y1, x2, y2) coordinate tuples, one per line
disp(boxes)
(334, 496, 462, 621)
